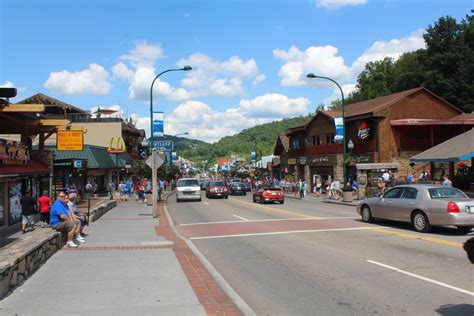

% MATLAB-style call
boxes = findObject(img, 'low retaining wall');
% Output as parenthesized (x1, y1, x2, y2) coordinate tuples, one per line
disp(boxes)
(0, 200, 117, 299)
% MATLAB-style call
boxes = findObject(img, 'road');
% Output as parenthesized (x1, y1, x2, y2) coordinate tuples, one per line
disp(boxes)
(167, 192, 474, 315)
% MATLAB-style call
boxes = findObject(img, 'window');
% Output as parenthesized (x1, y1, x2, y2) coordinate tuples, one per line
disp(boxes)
(428, 187, 467, 199)
(316, 135, 321, 145)
(327, 133, 335, 144)
(383, 188, 403, 199)
(178, 179, 200, 187)
(401, 188, 418, 199)
(304, 138, 309, 147)
(292, 138, 299, 149)
(312, 136, 316, 145)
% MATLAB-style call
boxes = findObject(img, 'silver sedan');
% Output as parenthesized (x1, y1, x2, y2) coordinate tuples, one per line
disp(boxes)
(357, 184, 474, 233)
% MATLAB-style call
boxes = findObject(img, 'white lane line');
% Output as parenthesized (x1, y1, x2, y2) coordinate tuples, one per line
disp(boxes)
(204, 202, 210, 205)
(233, 214, 249, 221)
(367, 260, 474, 297)
(189, 227, 371, 240)
(179, 216, 359, 226)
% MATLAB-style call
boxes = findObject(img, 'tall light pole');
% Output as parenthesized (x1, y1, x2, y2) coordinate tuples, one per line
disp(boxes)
(149, 66, 191, 217)
(306, 73, 349, 194)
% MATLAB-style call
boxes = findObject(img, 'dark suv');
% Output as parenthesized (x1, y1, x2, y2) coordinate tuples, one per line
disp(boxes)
(229, 182, 246, 196)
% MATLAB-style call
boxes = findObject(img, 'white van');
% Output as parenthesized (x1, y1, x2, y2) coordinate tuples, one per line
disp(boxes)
(176, 178, 201, 202)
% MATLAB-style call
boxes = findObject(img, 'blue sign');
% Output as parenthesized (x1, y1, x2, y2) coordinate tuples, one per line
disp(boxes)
(251, 151, 256, 162)
(153, 140, 174, 151)
(172, 152, 177, 161)
(73, 160, 82, 169)
(152, 111, 164, 137)
(334, 116, 344, 142)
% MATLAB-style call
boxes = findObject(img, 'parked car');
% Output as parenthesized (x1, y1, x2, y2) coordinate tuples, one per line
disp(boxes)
(176, 178, 201, 202)
(229, 182, 246, 196)
(206, 181, 228, 199)
(357, 184, 474, 233)
(253, 186, 284, 204)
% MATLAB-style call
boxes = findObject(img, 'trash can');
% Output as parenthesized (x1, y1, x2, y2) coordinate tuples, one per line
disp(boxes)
(342, 189, 353, 203)
(146, 193, 153, 206)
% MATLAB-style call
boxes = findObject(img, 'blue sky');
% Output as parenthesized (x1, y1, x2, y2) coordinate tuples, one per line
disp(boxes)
(1, 0, 472, 142)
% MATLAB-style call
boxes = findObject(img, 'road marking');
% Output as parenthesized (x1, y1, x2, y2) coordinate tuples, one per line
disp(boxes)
(367, 260, 474, 297)
(233, 214, 249, 221)
(229, 197, 316, 218)
(204, 202, 210, 205)
(179, 216, 359, 226)
(368, 228, 464, 248)
(189, 227, 372, 240)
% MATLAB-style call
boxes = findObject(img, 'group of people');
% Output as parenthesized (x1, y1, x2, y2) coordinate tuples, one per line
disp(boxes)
(20, 190, 88, 248)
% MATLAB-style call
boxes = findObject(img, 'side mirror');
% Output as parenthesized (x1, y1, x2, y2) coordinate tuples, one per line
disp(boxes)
(376, 192, 383, 198)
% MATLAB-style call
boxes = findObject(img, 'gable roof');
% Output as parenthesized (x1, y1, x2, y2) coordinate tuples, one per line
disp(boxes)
(345, 87, 462, 118)
(17, 93, 86, 114)
(274, 135, 289, 155)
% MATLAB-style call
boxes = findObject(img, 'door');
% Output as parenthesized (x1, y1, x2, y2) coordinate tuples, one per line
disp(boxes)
(393, 187, 419, 222)
(373, 187, 403, 220)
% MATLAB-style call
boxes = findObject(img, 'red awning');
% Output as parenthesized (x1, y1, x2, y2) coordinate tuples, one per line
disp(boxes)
(0, 159, 50, 176)
(391, 118, 474, 126)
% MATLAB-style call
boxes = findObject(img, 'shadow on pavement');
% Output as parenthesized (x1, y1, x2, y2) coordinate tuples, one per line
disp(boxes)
(436, 304, 474, 316)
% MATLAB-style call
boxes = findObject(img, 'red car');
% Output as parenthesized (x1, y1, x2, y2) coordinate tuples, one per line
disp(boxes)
(206, 181, 229, 199)
(253, 187, 284, 204)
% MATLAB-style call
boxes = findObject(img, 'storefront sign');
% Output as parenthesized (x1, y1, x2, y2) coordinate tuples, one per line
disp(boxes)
(57, 130, 84, 151)
(107, 136, 127, 154)
(357, 121, 371, 141)
(334, 116, 344, 142)
(350, 154, 373, 164)
(288, 158, 297, 165)
(0, 139, 29, 165)
(299, 157, 307, 165)
(154, 140, 173, 152)
(308, 155, 337, 166)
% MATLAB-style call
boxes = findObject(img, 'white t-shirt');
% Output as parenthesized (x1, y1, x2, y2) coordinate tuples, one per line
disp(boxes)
(442, 179, 452, 187)
(382, 172, 390, 182)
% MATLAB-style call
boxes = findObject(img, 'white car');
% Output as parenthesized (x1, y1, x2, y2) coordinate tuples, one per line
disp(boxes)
(176, 178, 201, 202)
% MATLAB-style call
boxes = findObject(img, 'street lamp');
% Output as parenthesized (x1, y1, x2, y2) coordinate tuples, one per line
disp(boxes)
(149, 66, 192, 151)
(348, 139, 354, 153)
(306, 73, 349, 194)
(149, 66, 191, 217)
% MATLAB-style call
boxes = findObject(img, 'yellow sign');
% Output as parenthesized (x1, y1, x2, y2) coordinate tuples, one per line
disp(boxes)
(250, 172, 255, 177)
(57, 130, 84, 151)
(0, 139, 29, 165)
(107, 137, 127, 154)
(288, 158, 297, 165)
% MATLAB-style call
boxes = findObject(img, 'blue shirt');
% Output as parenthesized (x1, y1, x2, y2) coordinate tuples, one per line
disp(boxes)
(50, 200, 70, 228)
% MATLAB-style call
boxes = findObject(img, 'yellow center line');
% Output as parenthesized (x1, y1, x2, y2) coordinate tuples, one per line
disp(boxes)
(368, 228, 463, 248)
(228, 197, 318, 219)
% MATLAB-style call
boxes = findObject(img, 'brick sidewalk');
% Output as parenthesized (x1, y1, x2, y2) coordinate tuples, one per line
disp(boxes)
(156, 195, 243, 316)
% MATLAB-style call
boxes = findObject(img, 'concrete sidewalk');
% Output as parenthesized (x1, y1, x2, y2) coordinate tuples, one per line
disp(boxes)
(0, 200, 207, 315)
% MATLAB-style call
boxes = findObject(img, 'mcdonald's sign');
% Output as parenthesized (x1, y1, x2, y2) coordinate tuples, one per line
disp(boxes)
(107, 137, 127, 154)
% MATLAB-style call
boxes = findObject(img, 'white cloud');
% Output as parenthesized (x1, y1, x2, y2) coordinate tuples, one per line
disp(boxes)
(120, 42, 164, 68)
(89, 105, 123, 118)
(43, 63, 111, 95)
(314, 0, 367, 9)
(322, 83, 357, 105)
(0, 81, 14, 88)
(164, 94, 310, 143)
(274, 30, 426, 87)
(112, 62, 134, 79)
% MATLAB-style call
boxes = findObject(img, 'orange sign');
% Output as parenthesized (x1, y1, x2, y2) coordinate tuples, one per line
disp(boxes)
(57, 130, 84, 151)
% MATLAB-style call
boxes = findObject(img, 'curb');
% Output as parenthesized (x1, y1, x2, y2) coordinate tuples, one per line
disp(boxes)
(163, 192, 256, 316)
(321, 200, 358, 207)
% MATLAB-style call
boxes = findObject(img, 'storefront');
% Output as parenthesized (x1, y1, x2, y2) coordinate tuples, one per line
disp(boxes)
(308, 154, 337, 187)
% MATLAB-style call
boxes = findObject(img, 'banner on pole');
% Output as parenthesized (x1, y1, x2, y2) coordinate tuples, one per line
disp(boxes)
(153, 111, 164, 137)
(251, 151, 256, 162)
(333, 116, 344, 142)
(172, 152, 177, 161)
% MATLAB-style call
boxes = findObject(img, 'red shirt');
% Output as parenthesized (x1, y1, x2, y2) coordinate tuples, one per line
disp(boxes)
(38, 195, 52, 213)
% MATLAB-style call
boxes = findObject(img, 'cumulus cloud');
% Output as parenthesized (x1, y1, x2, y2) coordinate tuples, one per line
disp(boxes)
(322, 83, 357, 105)
(112, 62, 134, 79)
(44, 63, 111, 95)
(0, 81, 15, 88)
(120, 42, 164, 68)
(314, 0, 367, 9)
(274, 30, 426, 87)
(164, 94, 310, 143)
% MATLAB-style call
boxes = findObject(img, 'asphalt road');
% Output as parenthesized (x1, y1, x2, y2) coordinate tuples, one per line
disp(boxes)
(167, 192, 474, 315)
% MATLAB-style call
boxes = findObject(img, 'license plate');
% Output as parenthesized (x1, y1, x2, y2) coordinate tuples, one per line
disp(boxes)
(217, 193, 221, 196)
(272, 192, 276, 195)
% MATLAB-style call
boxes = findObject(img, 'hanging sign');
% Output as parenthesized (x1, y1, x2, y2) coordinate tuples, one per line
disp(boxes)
(333, 116, 344, 142)
(57, 130, 84, 151)
(357, 121, 371, 141)
(153, 111, 164, 137)
(0, 139, 29, 165)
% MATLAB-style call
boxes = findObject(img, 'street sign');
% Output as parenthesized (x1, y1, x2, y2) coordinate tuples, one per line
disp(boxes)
(73, 160, 82, 169)
(145, 155, 164, 169)
(153, 140, 173, 151)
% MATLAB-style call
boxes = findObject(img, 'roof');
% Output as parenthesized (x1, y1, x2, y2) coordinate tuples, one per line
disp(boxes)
(0, 159, 50, 176)
(451, 113, 474, 120)
(47, 145, 131, 168)
(345, 87, 462, 118)
(273, 135, 289, 155)
(410, 128, 474, 162)
(391, 118, 474, 126)
(17, 93, 86, 114)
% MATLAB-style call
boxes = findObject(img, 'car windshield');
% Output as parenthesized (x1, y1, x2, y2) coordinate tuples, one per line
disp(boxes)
(178, 179, 200, 187)
(428, 187, 468, 199)
(212, 181, 225, 186)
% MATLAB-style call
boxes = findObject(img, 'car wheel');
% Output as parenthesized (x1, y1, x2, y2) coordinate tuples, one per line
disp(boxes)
(244, 192, 246, 196)
(412, 211, 431, 233)
(225, 195, 228, 199)
(456, 226, 473, 234)
(361, 205, 374, 223)
(198, 198, 202, 202)
(253, 196, 256, 203)
(280, 200, 284, 205)
(176, 198, 181, 203)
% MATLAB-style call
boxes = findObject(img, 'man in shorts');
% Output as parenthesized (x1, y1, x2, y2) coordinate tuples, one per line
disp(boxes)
(20, 190, 36, 234)
(49, 192, 84, 248)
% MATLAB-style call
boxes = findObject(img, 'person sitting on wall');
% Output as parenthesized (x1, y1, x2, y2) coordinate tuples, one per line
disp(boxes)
(67, 193, 88, 238)
(50, 192, 85, 248)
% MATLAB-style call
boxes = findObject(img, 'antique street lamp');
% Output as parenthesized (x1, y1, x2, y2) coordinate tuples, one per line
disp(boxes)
(306, 73, 349, 194)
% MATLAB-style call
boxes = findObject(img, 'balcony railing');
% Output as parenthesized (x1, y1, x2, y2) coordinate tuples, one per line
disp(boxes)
(289, 140, 379, 158)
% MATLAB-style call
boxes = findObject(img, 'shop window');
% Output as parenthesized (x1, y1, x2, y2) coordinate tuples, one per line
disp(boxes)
(316, 135, 321, 145)
(327, 133, 335, 144)
(304, 138, 309, 147)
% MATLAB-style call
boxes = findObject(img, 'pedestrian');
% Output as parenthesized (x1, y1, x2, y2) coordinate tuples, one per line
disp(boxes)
(442, 175, 452, 187)
(50, 192, 84, 248)
(164, 180, 168, 191)
(300, 181, 306, 199)
(407, 174, 414, 184)
(315, 178, 322, 197)
(108, 179, 116, 200)
(85, 181, 93, 197)
(20, 190, 36, 234)
(38, 190, 52, 227)
(352, 179, 359, 193)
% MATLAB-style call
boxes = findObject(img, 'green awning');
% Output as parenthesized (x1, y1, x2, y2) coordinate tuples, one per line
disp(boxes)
(47, 145, 131, 169)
